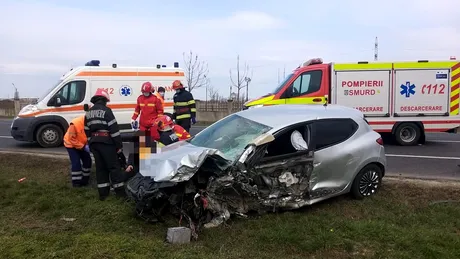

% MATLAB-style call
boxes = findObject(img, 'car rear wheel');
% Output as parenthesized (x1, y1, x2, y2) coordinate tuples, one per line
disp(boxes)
(351, 164, 382, 200)
(36, 124, 63, 148)
(394, 122, 421, 146)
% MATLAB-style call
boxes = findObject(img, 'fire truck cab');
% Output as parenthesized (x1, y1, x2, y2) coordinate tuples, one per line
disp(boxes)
(243, 58, 460, 146)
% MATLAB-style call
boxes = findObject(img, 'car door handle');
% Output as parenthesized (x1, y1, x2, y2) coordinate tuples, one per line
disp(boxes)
(312, 98, 322, 102)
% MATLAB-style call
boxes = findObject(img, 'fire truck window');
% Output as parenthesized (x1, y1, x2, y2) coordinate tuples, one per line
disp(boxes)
(299, 70, 323, 95)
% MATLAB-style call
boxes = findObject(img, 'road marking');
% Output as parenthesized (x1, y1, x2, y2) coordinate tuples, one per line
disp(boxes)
(428, 140, 460, 143)
(0, 136, 13, 139)
(386, 154, 460, 160)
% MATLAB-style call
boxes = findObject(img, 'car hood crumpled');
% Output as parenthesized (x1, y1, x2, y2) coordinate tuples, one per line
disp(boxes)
(139, 141, 233, 183)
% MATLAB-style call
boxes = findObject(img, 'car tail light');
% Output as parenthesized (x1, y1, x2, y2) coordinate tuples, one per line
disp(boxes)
(376, 137, 384, 145)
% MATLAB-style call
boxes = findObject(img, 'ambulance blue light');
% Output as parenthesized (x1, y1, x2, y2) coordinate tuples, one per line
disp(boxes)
(85, 60, 100, 66)
(173, 62, 179, 68)
(162, 65, 166, 67)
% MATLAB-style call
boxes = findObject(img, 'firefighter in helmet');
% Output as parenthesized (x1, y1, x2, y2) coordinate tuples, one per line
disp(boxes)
(84, 88, 126, 200)
(172, 80, 196, 132)
(154, 115, 180, 146)
(131, 82, 163, 140)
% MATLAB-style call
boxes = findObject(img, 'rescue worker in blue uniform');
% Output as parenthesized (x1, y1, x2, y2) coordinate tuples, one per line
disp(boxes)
(84, 88, 126, 200)
(171, 80, 196, 132)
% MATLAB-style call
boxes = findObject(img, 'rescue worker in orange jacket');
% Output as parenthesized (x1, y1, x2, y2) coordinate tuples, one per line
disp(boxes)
(154, 86, 165, 107)
(131, 82, 163, 140)
(64, 115, 92, 187)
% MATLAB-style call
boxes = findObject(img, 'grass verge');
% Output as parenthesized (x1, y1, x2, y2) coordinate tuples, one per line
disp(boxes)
(1, 153, 460, 259)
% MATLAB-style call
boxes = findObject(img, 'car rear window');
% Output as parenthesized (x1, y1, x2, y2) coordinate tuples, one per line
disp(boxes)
(314, 118, 358, 150)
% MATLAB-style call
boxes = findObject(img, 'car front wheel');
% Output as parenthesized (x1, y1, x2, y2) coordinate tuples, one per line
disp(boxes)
(351, 164, 383, 199)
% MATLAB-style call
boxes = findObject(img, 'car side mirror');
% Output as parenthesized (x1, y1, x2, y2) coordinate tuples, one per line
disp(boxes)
(83, 104, 89, 111)
(55, 97, 62, 107)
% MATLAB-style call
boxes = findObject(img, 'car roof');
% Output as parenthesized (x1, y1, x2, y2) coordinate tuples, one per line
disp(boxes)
(235, 104, 364, 132)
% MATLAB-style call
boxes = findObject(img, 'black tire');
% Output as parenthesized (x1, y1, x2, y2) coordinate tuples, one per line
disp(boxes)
(351, 164, 383, 200)
(393, 122, 421, 146)
(35, 124, 63, 148)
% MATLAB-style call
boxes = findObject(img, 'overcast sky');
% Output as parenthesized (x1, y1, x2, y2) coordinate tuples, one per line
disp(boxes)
(0, 0, 459, 100)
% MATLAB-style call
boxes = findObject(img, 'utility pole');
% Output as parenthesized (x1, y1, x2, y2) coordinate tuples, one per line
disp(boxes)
(12, 83, 19, 100)
(374, 36, 379, 61)
(204, 75, 208, 111)
(244, 77, 251, 102)
(278, 68, 280, 84)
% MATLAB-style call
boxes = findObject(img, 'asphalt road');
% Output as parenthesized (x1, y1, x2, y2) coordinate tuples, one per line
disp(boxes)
(1, 118, 460, 180)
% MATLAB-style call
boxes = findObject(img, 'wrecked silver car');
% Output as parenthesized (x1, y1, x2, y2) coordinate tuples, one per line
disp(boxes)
(126, 104, 386, 237)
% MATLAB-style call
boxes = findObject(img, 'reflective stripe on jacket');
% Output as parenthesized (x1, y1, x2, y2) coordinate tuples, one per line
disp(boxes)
(172, 124, 191, 140)
(132, 94, 164, 128)
(173, 90, 196, 120)
(64, 115, 87, 149)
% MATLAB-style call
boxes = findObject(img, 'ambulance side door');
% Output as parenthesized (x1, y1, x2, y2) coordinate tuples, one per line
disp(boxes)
(283, 65, 329, 105)
(47, 80, 87, 121)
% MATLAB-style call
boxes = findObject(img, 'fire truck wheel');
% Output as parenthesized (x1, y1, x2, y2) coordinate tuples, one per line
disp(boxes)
(394, 123, 420, 146)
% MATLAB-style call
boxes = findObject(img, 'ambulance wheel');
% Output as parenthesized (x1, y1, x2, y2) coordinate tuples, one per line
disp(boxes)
(36, 124, 63, 148)
(394, 123, 420, 146)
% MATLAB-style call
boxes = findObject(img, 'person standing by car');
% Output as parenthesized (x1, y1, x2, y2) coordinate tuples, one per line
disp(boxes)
(84, 88, 126, 201)
(131, 82, 163, 140)
(63, 115, 92, 187)
(154, 86, 165, 107)
(172, 80, 196, 132)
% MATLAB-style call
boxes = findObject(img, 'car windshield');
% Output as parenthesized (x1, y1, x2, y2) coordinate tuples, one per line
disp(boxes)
(189, 114, 273, 161)
(269, 73, 293, 94)
(38, 80, 62, 101)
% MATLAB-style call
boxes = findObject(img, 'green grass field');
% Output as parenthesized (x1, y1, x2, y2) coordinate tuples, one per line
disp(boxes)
(1, 153, 460, 259)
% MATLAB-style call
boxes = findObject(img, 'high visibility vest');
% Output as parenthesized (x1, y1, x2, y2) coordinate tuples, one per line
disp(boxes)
(63, 115, 88, 149)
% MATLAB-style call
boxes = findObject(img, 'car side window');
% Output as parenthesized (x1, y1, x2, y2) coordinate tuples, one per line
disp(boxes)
(51, 81, 86, 106)
(314, 119, 358, 150)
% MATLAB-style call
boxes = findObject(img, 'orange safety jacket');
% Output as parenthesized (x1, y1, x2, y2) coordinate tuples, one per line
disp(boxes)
(172, 124, 191, 140)
(64, 115, 88, 149)
(155, 92, 165, 107)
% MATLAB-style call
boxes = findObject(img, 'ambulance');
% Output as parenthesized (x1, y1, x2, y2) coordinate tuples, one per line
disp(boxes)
(10, 60, 185, 148)
(243, 58, 460, 146)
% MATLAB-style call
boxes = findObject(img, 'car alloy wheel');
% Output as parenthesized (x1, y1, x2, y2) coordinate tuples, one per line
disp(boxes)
(358, 170, 380, 196)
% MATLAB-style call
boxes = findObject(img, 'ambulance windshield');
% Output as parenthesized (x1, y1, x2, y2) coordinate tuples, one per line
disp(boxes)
(270, 73, 293, 94)
(39, 80, 63, 101)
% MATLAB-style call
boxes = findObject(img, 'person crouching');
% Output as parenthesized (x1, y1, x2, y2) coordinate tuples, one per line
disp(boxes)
(154, 115, 180, 146)
(63, 115, 92, 187)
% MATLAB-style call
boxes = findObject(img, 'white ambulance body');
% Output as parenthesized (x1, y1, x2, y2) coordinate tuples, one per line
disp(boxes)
(10, 60, 185, 148)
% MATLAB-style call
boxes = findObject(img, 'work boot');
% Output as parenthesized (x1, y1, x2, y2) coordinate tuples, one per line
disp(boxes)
(114, 188, 128, 199)
(99, 195, 109, 201)
(80, 176, 90, 187)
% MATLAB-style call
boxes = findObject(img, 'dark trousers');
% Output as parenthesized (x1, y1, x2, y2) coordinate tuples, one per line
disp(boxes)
(66, 147, 92, 187)
(176, 118, 191, 132)
(90, 142, 126, 199)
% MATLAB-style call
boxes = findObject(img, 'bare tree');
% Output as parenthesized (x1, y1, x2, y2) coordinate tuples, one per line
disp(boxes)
(207, 85, 220, 101)
(229, 55, 250, 102)
(183, 50, 209, 92)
